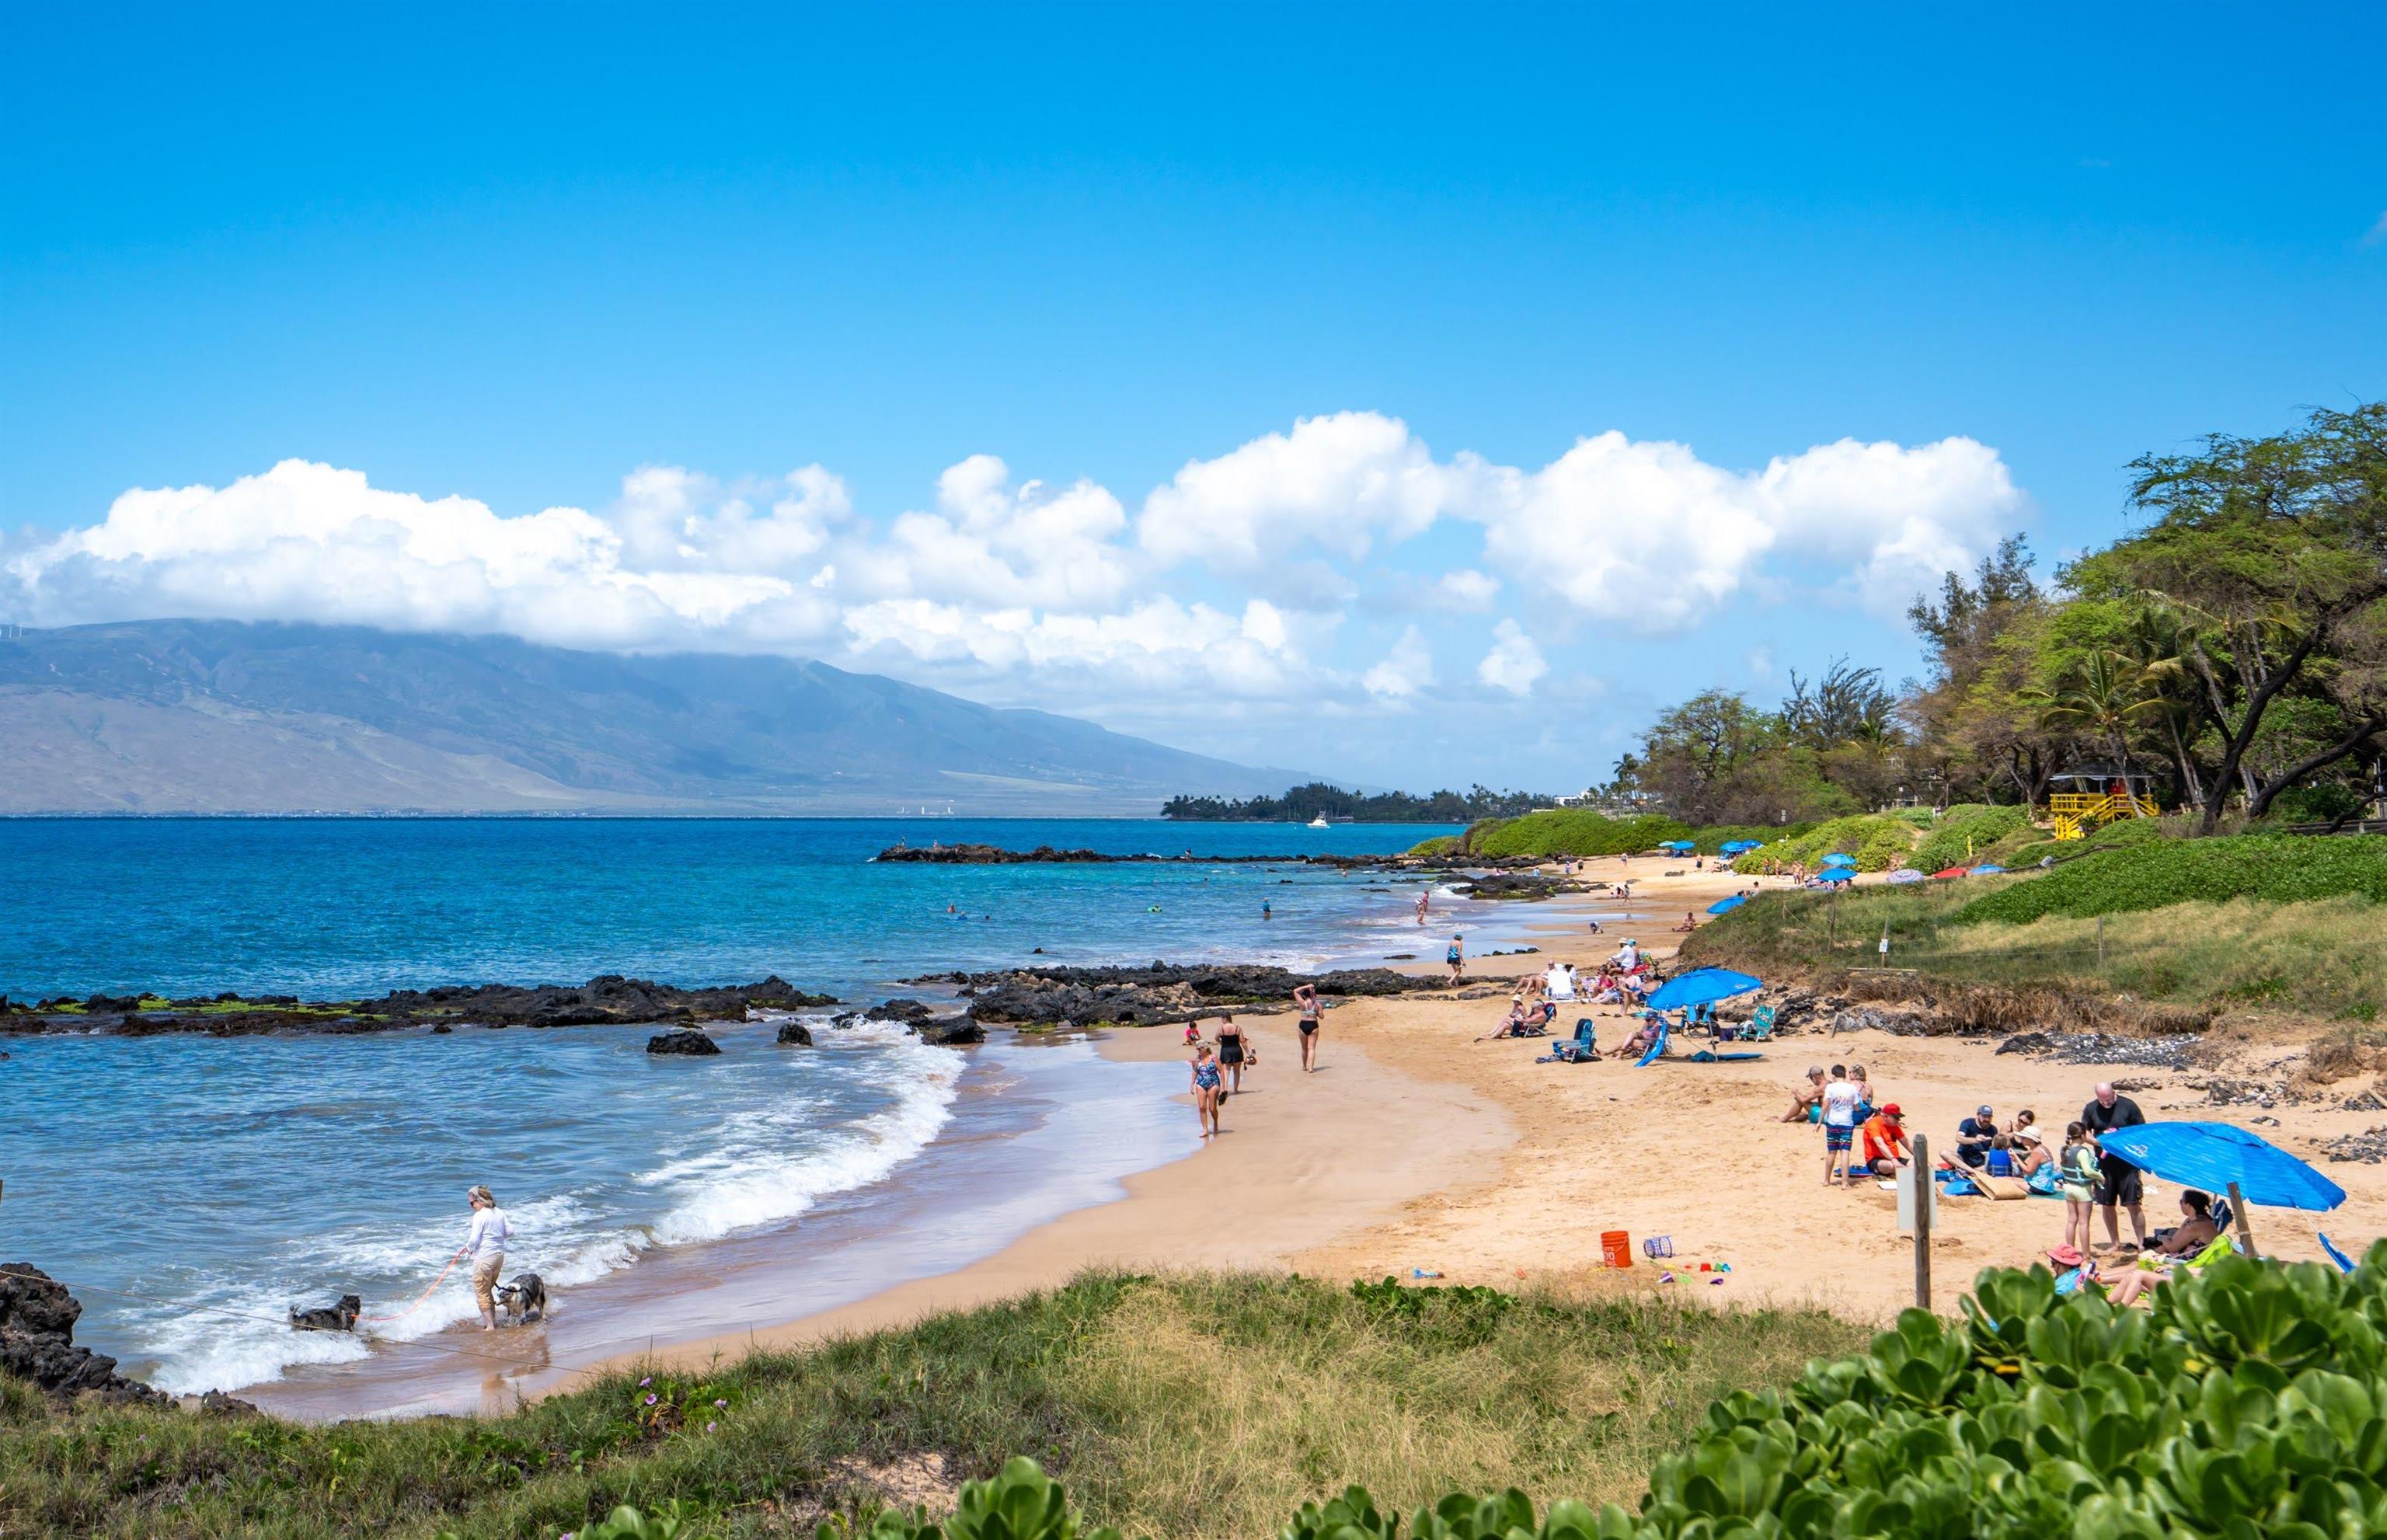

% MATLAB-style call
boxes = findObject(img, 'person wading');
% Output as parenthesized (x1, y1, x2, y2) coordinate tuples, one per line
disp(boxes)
(457, 1185, 513, 1331)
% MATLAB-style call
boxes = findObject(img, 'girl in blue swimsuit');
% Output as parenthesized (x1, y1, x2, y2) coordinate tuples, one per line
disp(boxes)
(1190, 1044, 1223, 1138)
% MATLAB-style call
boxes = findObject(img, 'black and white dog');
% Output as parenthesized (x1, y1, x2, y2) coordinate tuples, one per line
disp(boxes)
(290, 1294, 363, 1333)
(493, 1273, 547, 1325)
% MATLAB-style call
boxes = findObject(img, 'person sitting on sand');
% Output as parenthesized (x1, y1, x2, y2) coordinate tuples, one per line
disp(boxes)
(1856, 1103, 1911, 1181)
(1782, 1065, 1828, 1123)
(2103, 1191, 2224, 1307)
(1671, 911, 1697, 932)
(2011, 1126, 2051, 1179)
(1956, 1103, 1998, 1169)
(1545, 962, 1577, 1003)
(1608, 1016, 1662, 1061)
(1183, 1020, 1204, 1047)
(1849, 1065, 1876, 1123)
(1619, 970, 1650, 1005)
(1189, 1044, 1223, 1138)
(1612, 937, 1640, 972)
(1479, 994, 1530, 1040)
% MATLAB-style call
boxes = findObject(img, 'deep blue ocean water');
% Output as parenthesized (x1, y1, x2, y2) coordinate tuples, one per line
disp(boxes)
(0, 819, 1463, 1399)
(0, 817, 1463, 1000)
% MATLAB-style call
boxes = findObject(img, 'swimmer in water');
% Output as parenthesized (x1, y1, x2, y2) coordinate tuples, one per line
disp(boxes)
(1262, 901, 1272, 919)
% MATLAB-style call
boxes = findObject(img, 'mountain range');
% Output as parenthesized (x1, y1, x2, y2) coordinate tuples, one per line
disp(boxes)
(0, 620, 1288, 814)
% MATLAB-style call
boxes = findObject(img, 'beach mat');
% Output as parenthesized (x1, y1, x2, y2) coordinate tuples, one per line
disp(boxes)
(1687, 1050, 1762, 1062)
(1972, 1173, 2030, 1201)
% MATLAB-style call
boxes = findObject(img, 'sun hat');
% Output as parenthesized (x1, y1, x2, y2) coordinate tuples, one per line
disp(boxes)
(2015, 1127, 2044, 1145)
(2047, 1244, 2086, 1270)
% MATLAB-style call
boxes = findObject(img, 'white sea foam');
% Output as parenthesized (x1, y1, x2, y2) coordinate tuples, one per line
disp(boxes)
(135, 1021, 962, 1394)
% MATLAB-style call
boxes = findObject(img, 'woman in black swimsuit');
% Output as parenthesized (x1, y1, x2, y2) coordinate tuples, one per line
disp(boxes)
(1216, 1013, 1247, 1094)
(1291, 983, 1322, 1072)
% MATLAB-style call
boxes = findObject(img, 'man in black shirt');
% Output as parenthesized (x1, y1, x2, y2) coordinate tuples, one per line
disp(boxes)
(1954, 1104, 1998, 1169)
(2082, 1081, 2148, 1249)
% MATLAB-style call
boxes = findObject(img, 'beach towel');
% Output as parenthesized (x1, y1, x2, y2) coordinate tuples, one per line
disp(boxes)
(1687, 1050, 1762, 1062)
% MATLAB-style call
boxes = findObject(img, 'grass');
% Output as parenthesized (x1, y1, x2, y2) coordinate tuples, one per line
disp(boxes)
(1684, 876, 2387, 1023)
(1952, 834, 2387, 925)
(0, 1272, 1862, 1540)
(1727, 814, 1915, 874)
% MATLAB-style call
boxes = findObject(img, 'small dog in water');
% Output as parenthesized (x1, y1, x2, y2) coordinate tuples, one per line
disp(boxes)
(493, 1273, 547, 1325)
(290, 1294, 363, 1333)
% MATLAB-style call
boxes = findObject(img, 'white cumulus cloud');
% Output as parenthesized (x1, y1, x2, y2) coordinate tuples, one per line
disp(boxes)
(1362, 625, 1436, 700)
(1476, 619, 1548, 696)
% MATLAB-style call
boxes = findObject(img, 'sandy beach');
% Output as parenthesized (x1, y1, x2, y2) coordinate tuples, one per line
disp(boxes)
(530, 850, 2385, 1399)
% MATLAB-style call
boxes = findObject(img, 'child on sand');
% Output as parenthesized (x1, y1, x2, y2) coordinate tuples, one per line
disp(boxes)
(1190, 1044, 1222, 1138)
(2059, 1121, 2100, 1255)
(1819, 1065, 1861, 1186)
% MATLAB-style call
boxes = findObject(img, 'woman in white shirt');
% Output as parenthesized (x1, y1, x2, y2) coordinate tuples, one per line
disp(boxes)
(458, 1185, 512, 1331)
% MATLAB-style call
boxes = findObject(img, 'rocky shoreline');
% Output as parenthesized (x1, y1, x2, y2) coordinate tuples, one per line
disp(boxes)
(904, 961, 1451, 1030)
(0, 974, 840, 1038)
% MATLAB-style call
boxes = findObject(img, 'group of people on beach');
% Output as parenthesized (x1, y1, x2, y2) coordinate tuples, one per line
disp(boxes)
(1184, 982, 1324, 1138)
(1779, 1064, 2218, 1298)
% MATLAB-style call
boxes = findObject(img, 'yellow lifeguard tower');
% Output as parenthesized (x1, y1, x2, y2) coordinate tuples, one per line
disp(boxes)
(2045, 763, 2161, 840)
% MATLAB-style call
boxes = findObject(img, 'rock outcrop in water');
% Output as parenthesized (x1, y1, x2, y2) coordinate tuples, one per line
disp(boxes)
(646, 1028, 722, 1056)
(775, 1021, 815, 1047)
(907, 961, 1447, 1030)
(0, 1263, 169, 1405)
(0, 974, 839, 1039)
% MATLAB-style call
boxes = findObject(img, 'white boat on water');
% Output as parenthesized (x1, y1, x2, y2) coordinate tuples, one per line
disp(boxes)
(1307, 814, 1331, 828)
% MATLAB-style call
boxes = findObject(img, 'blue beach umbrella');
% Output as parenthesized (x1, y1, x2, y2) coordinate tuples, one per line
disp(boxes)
(2100, 1120, 2344, 1260)
(1645, 967, 1764, 1013)
(1885, 869, 1925, 886)
(1658, 840, 1695, 852)
(1706, 894, 1748, 915)
(1820, 852, 1858, 867)
(1719, 840, 1759, 855)
(2100, 1122, 2345, 1213)
(1813, 867, 1855, 883)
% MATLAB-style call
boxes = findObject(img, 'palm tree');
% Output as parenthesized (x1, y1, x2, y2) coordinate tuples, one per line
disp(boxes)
(2029, 649, 2170, 796)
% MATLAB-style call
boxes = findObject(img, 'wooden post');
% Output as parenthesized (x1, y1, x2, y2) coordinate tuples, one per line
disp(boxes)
(1912, 1134, 1932, 1308)
(2227, 1180, 2259, 1260)
(2097, 915, 2106, 966)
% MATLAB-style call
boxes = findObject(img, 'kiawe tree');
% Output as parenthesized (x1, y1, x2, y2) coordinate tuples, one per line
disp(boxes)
(2072, 403, 2387, 831)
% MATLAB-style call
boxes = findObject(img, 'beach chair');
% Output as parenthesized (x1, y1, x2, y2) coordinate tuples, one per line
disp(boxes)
(1633, 1016, 1671, 1068)
(1539, 1018, 1598, 1064)
(1747, 1005, 1776, 1041)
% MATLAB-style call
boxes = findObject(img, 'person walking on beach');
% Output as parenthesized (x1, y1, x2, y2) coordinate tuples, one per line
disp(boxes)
(457, 1185, 512, 1332)
(2082, 1081, 2149, 1250)
(1216, 1013, 1248, 1094)
(1291, 982, 1322, 1071)
(1416, 889, 1430, 925)
(1445, 933, 1465, 982)
(1190, 1044, 1223, 1138)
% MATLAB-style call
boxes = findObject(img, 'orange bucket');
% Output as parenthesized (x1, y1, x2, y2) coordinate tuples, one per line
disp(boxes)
(1600, 1230, 1633, 1269)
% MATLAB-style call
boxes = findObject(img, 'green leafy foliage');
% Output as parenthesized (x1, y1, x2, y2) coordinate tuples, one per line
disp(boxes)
(607, 1254, 2387, 1540)
(1955, 834, 2387, 925)
(1730, 814, 1916, 874)
(1908, 804, 2035, 873)
(1452, 812, 1813, 860)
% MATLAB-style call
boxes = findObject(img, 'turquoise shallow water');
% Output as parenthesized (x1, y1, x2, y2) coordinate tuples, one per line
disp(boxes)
(0, 818, 1460, 1398)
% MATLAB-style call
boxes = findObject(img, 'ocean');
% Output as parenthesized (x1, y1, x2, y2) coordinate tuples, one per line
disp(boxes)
(0, 818, 1471, 1402)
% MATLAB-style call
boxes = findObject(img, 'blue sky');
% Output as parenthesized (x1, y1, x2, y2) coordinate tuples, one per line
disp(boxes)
(4, 5, 2382, 792)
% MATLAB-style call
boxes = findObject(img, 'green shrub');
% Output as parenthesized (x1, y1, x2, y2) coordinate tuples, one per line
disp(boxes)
(1731, 814, 1915, 874)
(590, 1248, 2387, 1540)
(1406, 834, 1461, 858)
(1909, 805, 2033, 873)
(1956, 834, 2387, 925)
(1469, 811, 1693, 859)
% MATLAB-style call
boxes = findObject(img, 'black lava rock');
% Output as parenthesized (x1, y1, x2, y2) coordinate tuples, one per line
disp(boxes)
(0, 1263, 169, 1404)
(646, 1029, 722, 1056)
(775, 1021, 815, 1047)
